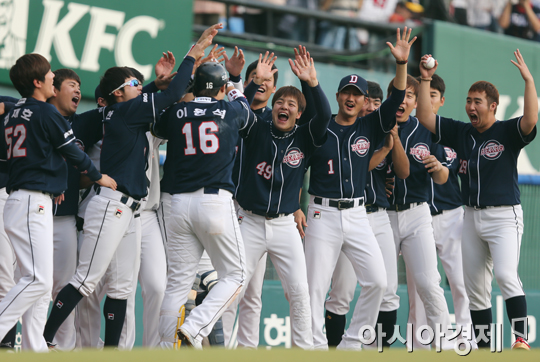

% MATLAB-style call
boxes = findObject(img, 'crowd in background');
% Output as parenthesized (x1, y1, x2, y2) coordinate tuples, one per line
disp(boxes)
(193, 0, 540, 50)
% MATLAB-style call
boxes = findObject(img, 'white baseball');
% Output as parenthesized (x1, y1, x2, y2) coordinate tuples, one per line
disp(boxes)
(423, 57, 436, 69)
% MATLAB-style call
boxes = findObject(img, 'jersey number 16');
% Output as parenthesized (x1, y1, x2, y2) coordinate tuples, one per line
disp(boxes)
(182, 121, 220, 155)
(5, 124, 27, 159)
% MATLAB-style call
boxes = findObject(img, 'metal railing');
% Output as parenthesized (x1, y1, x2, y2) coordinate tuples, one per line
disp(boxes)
(192, 0, 424, 69)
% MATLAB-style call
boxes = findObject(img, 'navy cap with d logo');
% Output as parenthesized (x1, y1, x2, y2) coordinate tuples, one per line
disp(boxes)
(337, 74, 368, 95)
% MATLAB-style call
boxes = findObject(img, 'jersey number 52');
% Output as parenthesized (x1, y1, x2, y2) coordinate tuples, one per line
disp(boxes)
(5, 124, 27, 159)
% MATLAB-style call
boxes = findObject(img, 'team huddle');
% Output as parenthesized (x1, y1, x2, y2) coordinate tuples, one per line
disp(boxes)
(0, 23, 536, 352)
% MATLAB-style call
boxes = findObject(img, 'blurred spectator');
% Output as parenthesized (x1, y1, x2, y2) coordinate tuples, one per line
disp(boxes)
(467, 0, 497, 30)
(277, 0, 318, 42)
(451, 0, 469, 25)
(243, 0, 286, 35)
(389, 1, 424, 25)
(317, 0, 363, 51)
(193, 1, 225, 26)
(356, 0, 398, 45)
(499, 0, 540, 41)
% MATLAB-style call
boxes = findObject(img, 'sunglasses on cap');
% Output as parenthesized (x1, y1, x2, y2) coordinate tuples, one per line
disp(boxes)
(109, 79, 141, 95)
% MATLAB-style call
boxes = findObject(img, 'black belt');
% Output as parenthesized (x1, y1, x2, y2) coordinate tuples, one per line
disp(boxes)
(314, 197, 364, 210)
(431, 209, 444, 216)
(204, 187, 219, 194)
(365, 204, 383, 214)
(12, 189, 53, 199)
(94, 185, 141, 212)
(391, 202, 424, 212)
(250, 209, 290, 219)
(472, 204, 515, 210)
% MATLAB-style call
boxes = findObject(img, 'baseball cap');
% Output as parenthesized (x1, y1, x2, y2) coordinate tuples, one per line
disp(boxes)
(337, 75, 368, 95)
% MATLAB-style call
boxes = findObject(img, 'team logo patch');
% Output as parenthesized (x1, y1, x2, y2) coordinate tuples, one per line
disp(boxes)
(351, 136, 371, 157)
(444, 147, 457, 162)
(115, 209, 123, 218)
(108, 313, 114, 320)
(38, 205, 45, 214)
(313, 211, 321, 219)
(238, 215, 243, 224)
(409, 143, 430, 162)
(375, 158, 387, 170)
(56, 301, 63, 309)
(480, 140, 505, 160)
(282, 148, 305, 168)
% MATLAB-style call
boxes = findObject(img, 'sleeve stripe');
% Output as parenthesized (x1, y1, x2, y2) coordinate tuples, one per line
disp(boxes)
(516, 116, 530, 143)
(56, 137, 75, 149)
(435, 115, 442, 143)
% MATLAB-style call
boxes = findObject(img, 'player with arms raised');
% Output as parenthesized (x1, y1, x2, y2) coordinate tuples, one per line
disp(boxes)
(416, 50, 537, 350)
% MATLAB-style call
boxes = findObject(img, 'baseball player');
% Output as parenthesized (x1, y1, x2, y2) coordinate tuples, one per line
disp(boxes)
(416, 50, 537, 349)
(234, 50, 331, 349)
(155, 57, 257, 349)
(221, 57, 278, 348)
(0, 96, 18, 350)
(0, 54, 114, 352)
(303, 28, 414, 351)
(323, 81, 406, 349)
(405, 74, 475, 350)
(43, 26, 219, 347)
(385, 74, 457, 350)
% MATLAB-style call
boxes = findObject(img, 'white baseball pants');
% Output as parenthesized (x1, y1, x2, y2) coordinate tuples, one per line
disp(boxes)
(0, 190, 53, 352)
(304, 198, 386, 350)
(462, 205, 524, 310)
(159, 189, 245, 348)
(237, 208, 313, 349)
(388, 202, 453, 350)
(0, 188, 15, 301)
(325, 209, 399, 316)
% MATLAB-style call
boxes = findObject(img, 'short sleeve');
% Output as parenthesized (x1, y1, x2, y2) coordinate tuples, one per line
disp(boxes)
(44, 106, 76, 149)
(434, 115, 469, 149)
(507, 116, 537, 149)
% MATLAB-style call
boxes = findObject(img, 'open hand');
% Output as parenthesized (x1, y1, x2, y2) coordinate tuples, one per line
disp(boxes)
(224, 46, 245, 77)
(511, 49, 533, 82)
(386, 27, 417, 64)
(253, 51, 278, 85)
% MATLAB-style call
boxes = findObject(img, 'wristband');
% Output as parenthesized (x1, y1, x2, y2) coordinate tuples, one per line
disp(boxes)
(420, 77, 432, 82)
(227, 88, 245, 102)
(396, 60, 408, 65)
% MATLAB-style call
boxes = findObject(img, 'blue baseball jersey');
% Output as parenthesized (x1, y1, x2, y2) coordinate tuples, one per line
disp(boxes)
(364, 145, 391, 208)
(233, 106, 272, 196)
(0, 98, 101, 195)
(236, 84, 331, 214)
(55, 108, 106, 216)
(428, 143, 462, 213)
(100, 56, 195, 200)
(434, 115, 537, 207)
(389, 116, 447, 206)
(308, 87, 405, 199)
(156, 96, 256, 194)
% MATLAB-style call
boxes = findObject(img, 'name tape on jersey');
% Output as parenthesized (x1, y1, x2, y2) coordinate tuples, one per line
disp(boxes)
(480, 140, 505, 160)
(282, 148, 305, 168)
(351, 136, 371, 157)
(212, 109, 227, 119)
(194, 108, 207, 116)
(106, 110, 114, 120)
(409, 143, 430, 162)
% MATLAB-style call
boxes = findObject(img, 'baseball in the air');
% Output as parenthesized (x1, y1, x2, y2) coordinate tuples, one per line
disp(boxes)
(423, 57, 436, 69)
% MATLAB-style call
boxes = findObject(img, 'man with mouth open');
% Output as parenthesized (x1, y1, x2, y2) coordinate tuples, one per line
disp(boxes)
(234, 50, 332, 349)
(303, 27, 414, 350)
(415, 50, 537, 350)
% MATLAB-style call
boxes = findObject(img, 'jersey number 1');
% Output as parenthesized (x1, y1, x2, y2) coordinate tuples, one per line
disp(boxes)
(5, 124, 27, 159)
(182, 122, 220, 155)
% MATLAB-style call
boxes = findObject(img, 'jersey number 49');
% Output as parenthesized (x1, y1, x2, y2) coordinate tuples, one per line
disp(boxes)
(5, 124, 27, 159)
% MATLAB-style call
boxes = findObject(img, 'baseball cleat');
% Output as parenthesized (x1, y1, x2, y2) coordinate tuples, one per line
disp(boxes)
(177, 327, 202, 350)
(512, 337, 530, 350)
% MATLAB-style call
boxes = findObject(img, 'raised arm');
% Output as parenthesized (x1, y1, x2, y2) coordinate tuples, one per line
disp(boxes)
(291, 46, 316, 125)
(415, 54, 438, 134)
(290, 54, 331, 143)
(386, 27, 416, 91)
(224, 46, 246, 92)
(369, 135, 393, 171)
(511, 49, 538, 136)
(153, 51, 177, 91)
(499, 1, 512, 29)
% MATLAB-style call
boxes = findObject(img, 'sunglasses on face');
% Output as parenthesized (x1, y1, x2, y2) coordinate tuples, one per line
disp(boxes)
(109, 79, 141, 95)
